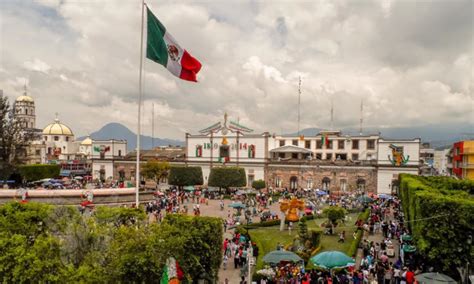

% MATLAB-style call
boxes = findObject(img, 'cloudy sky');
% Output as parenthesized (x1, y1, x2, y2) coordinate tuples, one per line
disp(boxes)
(0, 0, 472, 140)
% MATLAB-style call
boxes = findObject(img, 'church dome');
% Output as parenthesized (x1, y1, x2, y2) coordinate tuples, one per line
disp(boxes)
(16, 95, 34, 103)
(81, 137, 93, 145)
(43, 118, 74, 136)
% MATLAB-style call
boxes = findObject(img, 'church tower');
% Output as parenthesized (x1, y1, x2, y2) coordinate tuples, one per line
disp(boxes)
(14, 83, 36, 129)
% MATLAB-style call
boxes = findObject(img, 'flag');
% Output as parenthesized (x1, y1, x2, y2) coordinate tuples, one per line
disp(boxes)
(161, 257, 183, 284)
(146, 7, 202, 82)
(321, 134, 325, 147)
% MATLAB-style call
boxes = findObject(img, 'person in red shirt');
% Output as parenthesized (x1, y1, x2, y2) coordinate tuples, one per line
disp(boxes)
(406, 268, 415, 284)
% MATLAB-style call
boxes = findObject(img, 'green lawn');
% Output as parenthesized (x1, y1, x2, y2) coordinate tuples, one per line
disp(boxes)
(249, 213, 359, 270)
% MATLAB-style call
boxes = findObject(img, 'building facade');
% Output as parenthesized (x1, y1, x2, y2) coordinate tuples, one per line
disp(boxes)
(185, 114, 421, 194)
(376, 139, 421, 194)
(433, 149, 450, 175)
(90, 140, 128, 181)
(448, 140, 474, 180)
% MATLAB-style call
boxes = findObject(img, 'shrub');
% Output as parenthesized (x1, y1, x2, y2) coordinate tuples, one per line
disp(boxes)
(168, 166, 203, 187)
(208, 167, 246, 190)
(399, 174, 474, 274)
(252, 179, 266, 190)
(18, 164, 60, 182)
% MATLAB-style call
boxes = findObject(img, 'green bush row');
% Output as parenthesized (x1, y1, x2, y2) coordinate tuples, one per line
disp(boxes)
(18, 164, 60, 182)
(346, 208, 370, 257)
(399, 174, 474, 273)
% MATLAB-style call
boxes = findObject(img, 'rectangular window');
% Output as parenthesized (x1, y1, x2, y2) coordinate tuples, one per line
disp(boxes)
(278, 153, 285, 159)
(327, 140, 333, 149)
(326, 153, 332, 160)
(279, 140, 285, 147)
(35, 149, 41, 155)
(44, 136, 47, 141)
(291, 153, 298, 159)
(54, 136, 59, 141)
(292, 139, 298, 146)
(315, 153, 322, 160)
(352, 153, 359, 161)
(352, 140, 359, 150)
(275, 177, 282, 187)
(338, 140, 344, 150)
(336, 154, 347, 160)
(367, 139, 375, 150)
(66, 137, 69, 142)
(316, 140, 322, 149)
(306, 179, 313, 189)
(305, 140, 311, 149)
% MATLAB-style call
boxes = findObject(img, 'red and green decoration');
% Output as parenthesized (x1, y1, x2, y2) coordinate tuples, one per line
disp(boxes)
(93, 145, 110, 153)
(321, 134, 330, 148)
(248, 144, 256, 158)
(195, 145, 203, 157)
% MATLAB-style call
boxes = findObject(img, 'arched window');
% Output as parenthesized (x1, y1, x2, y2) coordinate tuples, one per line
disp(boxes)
(25, 109, 28, 115)
(290, 176, 298, 190)
(322, 177, 331, 191)
(357, 178, 366, 192)
(340, 179, 347, 192)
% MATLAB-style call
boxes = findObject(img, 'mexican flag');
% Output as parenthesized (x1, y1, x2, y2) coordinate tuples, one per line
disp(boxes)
(146, 7, 202, 82)
(321, 134, 329, 148)
(160, 257, 183, 284)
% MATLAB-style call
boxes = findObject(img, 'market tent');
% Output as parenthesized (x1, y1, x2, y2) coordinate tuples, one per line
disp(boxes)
(401, 234, 413, 242)
(310, 251, 355, 270)
(402, 244, 416, 253)
(415, 272, 456, 284)
(228, 202, 246, 209)
(262, 250, 302, 264)
(183, 186, 195, 192)
(357, 195, 374, 203)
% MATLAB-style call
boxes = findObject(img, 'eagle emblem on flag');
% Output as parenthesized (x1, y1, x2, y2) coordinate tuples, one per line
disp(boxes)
(167, 44, 180, 61)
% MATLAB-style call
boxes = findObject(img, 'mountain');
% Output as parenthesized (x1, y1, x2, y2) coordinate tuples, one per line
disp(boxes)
(284, 123, 474, 149)
(78, 123, 184, 151)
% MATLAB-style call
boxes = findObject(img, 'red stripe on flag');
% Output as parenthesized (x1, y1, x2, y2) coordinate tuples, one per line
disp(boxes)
(180, 50, 202, 82)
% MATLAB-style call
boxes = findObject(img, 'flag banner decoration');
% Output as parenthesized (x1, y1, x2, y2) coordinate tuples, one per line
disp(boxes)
(160, 257, 183, 284)
(321, 134, 326, 147)
(146, 7, 202, 82)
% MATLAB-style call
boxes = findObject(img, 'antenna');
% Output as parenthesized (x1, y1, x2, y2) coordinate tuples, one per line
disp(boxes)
(359, 99, 363, 135)
(330, 96, 334, 130)
(298, 76, 301, 136)
(152, 103, 155, 149)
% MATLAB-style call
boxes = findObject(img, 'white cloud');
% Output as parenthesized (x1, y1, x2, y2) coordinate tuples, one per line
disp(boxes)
(0, 0, 471, 140)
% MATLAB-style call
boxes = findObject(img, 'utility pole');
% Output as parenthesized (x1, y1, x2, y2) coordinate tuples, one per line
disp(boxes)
(359, 99, 363, 135)
(298, 76, 301, 136)
(152, 103, 154, 149)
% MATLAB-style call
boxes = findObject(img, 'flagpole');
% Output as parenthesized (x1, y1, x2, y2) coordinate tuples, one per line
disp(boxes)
(136, 0, 145, 207)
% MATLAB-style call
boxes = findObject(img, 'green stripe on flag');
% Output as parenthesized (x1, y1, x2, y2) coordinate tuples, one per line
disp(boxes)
(160, 264, 169, 284)
(146, 7, 168, 67)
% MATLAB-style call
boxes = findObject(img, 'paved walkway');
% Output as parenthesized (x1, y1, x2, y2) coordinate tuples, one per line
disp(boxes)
(198, 199, 281, 283)
(355, 206, 400, 270)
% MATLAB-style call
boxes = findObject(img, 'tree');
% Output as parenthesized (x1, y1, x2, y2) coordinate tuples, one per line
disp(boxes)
(208, 167, 246, 191)
(0, 95, 36, 179)
(323, 206, 346, 226)
(141, 160, 170, 183)
(252, 179, 266, 190)
(18, 164, 60, 182)
(168, 166, 203, 188)
(297, 219, 309, 241)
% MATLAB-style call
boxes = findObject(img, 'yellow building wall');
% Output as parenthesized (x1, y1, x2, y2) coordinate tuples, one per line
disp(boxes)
(463, 141, 474, 180)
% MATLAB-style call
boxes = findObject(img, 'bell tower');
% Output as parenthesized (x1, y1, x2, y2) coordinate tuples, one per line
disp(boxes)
(14, 83, 36, 129)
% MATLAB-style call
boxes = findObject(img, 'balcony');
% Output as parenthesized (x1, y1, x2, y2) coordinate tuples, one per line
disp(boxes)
(463, 148, 474, 154)
(460, 163, 474, 169)
(269, 158, 378, 167)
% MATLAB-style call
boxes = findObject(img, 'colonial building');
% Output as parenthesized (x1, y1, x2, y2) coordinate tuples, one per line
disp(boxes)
(184, 114, 422, 194)
(376, 139, 421, 194)
(13, 87, 46, 164)
(90, 140, 128, 182)
(186, 113, 271, 186)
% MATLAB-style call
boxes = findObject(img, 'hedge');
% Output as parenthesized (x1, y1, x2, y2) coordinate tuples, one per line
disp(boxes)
(208, 167, 246, 189)
(399, 174, 474, 274)
(346, 208, 370, 257)
(168, 166, 203, 187)
(18, 164, 60, 182)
